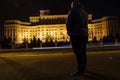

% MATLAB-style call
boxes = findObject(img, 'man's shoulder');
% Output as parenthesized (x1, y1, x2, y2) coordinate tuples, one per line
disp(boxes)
(71, 8, 80, 12)
(68, 8, 78, 16)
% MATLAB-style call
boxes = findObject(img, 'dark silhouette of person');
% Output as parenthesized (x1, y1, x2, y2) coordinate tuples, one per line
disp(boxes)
(66, 0, 88, 77)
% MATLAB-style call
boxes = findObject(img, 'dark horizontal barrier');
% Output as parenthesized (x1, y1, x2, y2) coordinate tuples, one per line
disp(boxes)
(0, 46, 120, 53)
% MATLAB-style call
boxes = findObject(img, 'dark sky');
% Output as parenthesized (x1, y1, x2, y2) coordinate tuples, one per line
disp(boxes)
(0, 0, 120, 21)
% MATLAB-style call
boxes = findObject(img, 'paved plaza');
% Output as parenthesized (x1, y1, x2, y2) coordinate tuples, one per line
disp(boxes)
(0, 47, 120, 80)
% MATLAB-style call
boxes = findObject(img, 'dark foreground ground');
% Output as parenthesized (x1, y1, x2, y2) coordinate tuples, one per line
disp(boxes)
(0, 47, 120, 80)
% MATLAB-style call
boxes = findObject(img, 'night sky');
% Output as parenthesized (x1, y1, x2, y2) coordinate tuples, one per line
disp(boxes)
(0, 0, 120, 21)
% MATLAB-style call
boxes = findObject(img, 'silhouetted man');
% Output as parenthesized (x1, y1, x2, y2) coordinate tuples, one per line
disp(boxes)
(66, 0, 88, 77)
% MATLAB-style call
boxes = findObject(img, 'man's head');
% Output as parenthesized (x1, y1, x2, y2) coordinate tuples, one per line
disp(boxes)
(71, 0, 81, 8)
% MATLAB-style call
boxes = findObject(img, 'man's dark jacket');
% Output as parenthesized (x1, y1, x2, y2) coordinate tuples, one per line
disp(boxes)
(66, 7, 88, 37)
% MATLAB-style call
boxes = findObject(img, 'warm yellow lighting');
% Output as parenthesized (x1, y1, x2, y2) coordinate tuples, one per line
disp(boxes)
(4, 10, 119, 44)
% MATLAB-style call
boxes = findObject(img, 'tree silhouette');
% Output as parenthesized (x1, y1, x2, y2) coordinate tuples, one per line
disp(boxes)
(107, 34, 115, 42)
(21, 38, 28, 48)
(102, 36, 107, 43)
(43, 36, 54, 47)
(30, 37, 37, 47)
(37, 38, 42, 47)
(92, 36, 98, 43)
(1, 36, 12, 48)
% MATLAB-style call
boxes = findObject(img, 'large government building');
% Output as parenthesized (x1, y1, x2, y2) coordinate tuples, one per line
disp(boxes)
(4, 10, 120, 44)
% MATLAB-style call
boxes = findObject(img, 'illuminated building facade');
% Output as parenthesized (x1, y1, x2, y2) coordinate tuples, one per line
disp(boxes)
(4, 10, 120, 44)
(90, 16, 120, 41)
